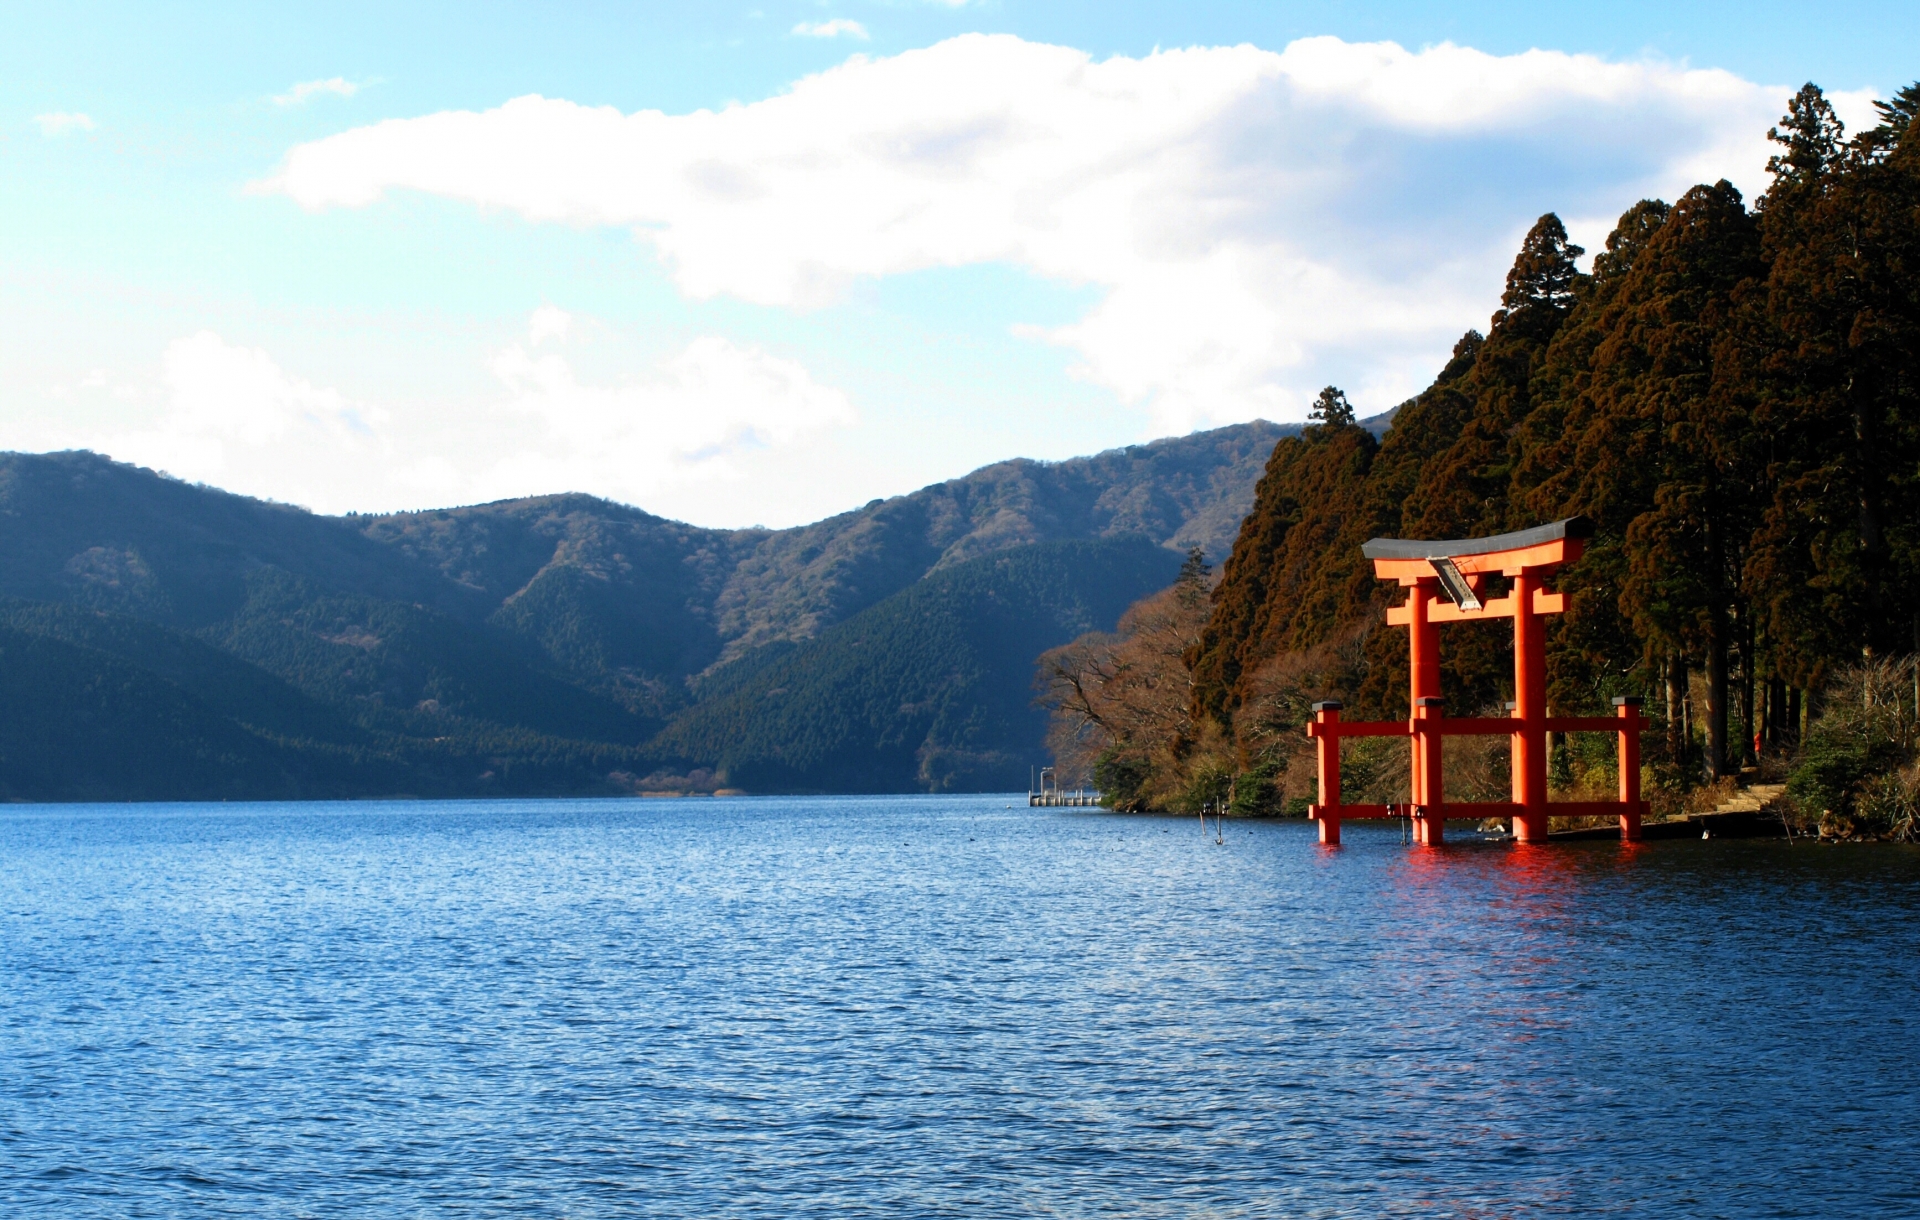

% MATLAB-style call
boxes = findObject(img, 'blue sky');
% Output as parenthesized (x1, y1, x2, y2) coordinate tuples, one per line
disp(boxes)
(2, 2, 1910, 526)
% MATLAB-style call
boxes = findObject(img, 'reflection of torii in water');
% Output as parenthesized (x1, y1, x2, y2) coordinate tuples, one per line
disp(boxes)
(1307, 517, 1647, 847)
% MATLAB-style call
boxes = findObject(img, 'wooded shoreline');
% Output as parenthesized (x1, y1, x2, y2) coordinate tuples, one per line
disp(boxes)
(1041, 83, 1920, 843)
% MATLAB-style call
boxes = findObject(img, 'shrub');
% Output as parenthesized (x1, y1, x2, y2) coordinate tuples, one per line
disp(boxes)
(1094, 747, 1153, 812)
(1785, 656, 1920, 837)
(1229, 757, 1287, 816)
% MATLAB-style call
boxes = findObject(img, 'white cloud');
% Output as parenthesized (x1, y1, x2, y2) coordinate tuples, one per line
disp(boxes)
(792, 18, 869, 39)
(483, 322, 856, 496)
(58, 320, 852, 517)
(96, 332, 389, 497)
(33, 112, 96, 136)
(273, 77, 362, 106)
(162, 331, 375, 446)
(263, 34, 1821, 431)
(527, 303, 573, 345)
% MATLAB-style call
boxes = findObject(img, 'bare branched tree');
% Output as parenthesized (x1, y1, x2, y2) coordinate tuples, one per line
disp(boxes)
(1036, 549, 1213, 802)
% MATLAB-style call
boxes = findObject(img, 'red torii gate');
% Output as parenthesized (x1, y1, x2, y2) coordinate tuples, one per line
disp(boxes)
(1306, 517, 1646, 846)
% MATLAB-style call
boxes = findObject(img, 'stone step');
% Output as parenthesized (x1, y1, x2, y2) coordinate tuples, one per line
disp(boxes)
(1708, 782, 1787, 814)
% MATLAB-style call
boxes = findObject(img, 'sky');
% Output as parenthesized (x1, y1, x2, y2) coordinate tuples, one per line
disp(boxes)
(1, 2, 1910, 528)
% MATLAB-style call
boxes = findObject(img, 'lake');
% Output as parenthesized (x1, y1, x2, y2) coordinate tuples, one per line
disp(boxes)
(2, 795, 1916, 1217)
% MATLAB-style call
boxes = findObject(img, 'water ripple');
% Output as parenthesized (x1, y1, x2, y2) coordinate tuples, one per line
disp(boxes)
(1, 796, 1917, 1217)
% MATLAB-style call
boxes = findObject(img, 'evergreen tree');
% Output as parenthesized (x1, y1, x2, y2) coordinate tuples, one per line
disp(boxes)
(1176, 546, 1212, 607)
(1308, 386, 1356, 427)
(1355, 216, 1591, 715)
(1513, 199, 1675, 721)
(1501, 212, 1586, 323)
(1593, 182, 1765, 777)
(1869, 83, 1920, 145)
(1749, 82, 1920, 683)
(1399, 214, 1586, 544)
(1764, 84, 1846, 196)
(1347, 333, 1496, 716)
(1186, 421, 1382, 731)
(1167, 89, 1920, 808)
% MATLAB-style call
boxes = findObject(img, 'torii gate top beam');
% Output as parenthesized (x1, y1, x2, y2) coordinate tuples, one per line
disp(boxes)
(1362, 516, 1595, 584)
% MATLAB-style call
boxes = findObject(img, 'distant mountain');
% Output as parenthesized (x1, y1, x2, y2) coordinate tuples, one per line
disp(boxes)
(356, 494, 763, 719)
(652, 539, 1181, 793)
(0, 451, 473, 626)
(0, 597, 648, 801)
(356, 420, 1289, 681)
(1355, 406, 1400, 435)
(0, 616, 361, 802)
(0, 422, 1289, 799)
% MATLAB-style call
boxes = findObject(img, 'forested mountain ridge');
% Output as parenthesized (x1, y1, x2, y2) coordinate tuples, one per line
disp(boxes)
(0, 422, 1289, 800)
(654, 538, 1182, 793)
(0, 450, 478, 627)
(357, 421, 1292, 677)
(0, 597, 631, 800)
(1045, 83, 1920, 828)
(357, 494, 768, 719)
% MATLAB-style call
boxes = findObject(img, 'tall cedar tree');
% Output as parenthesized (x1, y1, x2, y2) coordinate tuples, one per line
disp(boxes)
(1189, 316, 1516, 735)
(1190, 217, 1617, 746)
(1402, 217, 1585, 530)
(1186, 410, 1381, 732)
(1748, 85, 1920, 682)
(1557, 182, 1764, 776)
(1354, 215, 1588, 718)
(1513, 200, 1675, 735)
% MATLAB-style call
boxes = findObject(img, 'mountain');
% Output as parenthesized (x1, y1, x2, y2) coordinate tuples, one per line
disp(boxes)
(353, 420, 1290, 685)
(0, 451, 472, 627)
(0, 597, 652, 802)
(652, 539, 1182, 793)
(0, 422, 1287, 800)
(0, 618, 366, 802)
(355, 494, 764, 720)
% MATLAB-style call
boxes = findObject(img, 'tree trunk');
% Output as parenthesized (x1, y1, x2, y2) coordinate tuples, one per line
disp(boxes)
(1666, 653, 1689, 767)
(1739, 609, 1756, 767)
(1705, 608, 1729, 780)
(1767, 677, 1787, 753)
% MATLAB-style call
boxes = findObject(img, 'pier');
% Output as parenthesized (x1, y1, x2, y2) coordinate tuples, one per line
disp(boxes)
(1029, 790, 1103, 807)
(1029, 766, 1102, 807)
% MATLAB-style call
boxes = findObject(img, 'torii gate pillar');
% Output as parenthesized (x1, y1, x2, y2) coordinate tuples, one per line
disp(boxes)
(1509, 569, 1550, 842)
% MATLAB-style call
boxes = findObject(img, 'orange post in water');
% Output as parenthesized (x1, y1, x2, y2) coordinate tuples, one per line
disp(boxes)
(1510, 570, 1549, 843)
(1615, 696, 1644, 841)
(1412, 696, 1444, 845)
(1309, 701, 1344, 845)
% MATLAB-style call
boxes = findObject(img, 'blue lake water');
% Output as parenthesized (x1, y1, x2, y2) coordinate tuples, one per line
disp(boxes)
(2, 795, 1917, 1217)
